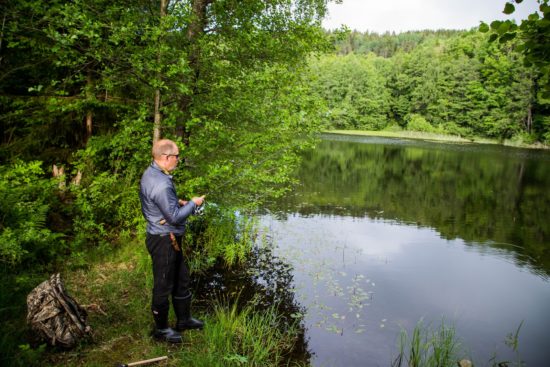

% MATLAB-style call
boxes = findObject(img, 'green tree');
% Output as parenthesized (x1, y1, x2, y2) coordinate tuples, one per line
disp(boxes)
(480, 0, 550, 141)
(309, 53, 391, 130)
(480, 0, 550, 98)
(1, 0, 333, 253)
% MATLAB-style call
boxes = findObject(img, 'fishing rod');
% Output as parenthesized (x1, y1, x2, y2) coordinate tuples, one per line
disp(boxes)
(206, 149, 289, 196)
(190, 149, 288, 215)
(191, 138, 310, 214)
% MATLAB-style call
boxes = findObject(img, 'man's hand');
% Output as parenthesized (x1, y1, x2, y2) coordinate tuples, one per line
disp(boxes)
(178, 199, 188, 206)
(191, 195, 205, 206)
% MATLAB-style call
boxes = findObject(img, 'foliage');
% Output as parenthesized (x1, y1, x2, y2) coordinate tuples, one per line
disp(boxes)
(0, 0, 332, 273)
(330, 29, 462, 57)
(0, 270, 52, 367)
(406, 114, 435, 132)
(0, 161, 66, 267)
(185, 205, 256, 273)
(69, 115, 153, 248)
(314, 29, 548, 142)
(480, 0, 550, 99)
(308, 53, 390, 130)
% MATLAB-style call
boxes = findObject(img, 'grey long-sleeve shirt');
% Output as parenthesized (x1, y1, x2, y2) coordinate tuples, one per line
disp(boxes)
(139, 161, 196, 235)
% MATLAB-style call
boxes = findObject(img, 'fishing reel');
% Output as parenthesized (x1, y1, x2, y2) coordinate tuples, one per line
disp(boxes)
(193, 204, 205, 216)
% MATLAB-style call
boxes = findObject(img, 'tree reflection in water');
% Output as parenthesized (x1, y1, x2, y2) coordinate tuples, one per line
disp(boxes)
(192, 242, 312, 364)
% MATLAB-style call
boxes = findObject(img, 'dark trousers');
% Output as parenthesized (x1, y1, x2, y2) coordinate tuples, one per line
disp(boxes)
(145, 233, 191, 319)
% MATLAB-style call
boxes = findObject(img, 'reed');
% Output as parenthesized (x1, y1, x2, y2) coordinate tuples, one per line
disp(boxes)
(172, 299, 302, 367)
(392, 319, 461, 367)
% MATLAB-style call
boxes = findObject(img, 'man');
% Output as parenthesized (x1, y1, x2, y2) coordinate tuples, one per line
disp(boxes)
(139, 139, 205, 343)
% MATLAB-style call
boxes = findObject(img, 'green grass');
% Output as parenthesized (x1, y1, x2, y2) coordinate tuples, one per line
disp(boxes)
(3, 236, 303, 367)
(325, 130, 550, 149)
(175, 300, 302, 366)
(391, 319, 527, 367)
(392, 320, 463, 367)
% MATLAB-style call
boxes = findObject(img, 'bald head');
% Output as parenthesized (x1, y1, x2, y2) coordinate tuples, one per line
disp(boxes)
(152, 139, 180, 172)
(152, 139, 178, 159)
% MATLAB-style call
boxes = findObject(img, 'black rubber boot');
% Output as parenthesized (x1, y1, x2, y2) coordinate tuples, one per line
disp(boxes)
(152, 328, 183, 343)
(152, 308, 183, 343)
(173, 294, 204, 331)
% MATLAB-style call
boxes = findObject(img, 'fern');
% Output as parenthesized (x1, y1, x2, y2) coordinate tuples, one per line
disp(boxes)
(0, 160, 65, 267)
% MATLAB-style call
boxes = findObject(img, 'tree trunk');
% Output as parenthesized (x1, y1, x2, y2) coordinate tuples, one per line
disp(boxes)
(0, 13, 6, 67)
(85, 70, 94, 143)
(153, 0, 170, 143)
(153, 88, 162, 142)
(178, 0, 212, 145)
(526, 105, 532, 133)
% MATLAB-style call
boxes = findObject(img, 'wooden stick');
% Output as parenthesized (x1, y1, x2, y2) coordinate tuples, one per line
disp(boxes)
(127, 356, 168, 367)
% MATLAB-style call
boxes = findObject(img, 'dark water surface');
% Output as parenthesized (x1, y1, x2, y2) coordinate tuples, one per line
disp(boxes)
(259, 135, 550, 366)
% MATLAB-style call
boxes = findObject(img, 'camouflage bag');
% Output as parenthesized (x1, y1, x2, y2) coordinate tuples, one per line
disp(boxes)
(26, 273, 92, 348)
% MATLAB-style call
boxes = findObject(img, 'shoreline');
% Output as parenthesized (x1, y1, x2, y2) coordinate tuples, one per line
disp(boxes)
(324, 130, 550, 150)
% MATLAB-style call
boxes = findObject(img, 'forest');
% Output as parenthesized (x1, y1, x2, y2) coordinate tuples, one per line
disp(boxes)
(1, 0, 549, 365)
(312, 28, 550, 143)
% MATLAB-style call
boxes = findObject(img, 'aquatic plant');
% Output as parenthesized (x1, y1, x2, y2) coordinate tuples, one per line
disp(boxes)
(392, 319, 461, 367)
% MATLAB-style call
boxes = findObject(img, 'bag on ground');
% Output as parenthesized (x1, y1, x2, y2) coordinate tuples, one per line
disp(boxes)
(26, 273, 91, 348)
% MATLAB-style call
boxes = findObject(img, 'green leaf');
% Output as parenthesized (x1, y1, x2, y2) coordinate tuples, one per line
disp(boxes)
(499, 32, 516, 43)
(490, 20, 502, 30)
(514, 0, 523, 3)
(478, 22, 490, 33)
(488, 34, 499, 43)
(528, 13, 540, 21)
(28, 85, 43, 92)
(498, 21, 511, 34)
(503, 3, 515, 15)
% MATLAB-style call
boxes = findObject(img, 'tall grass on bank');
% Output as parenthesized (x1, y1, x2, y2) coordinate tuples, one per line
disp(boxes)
(175, 300, 303, 367)
(392, 320, 462, 367)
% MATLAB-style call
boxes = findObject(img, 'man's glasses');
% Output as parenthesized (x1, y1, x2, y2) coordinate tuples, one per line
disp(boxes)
(162, 153, 180, 159)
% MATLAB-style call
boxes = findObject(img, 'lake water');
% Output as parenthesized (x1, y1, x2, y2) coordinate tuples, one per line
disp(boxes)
(258, 134, 550, 366)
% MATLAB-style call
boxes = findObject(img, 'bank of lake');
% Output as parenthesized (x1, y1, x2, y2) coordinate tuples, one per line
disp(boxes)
(326, 129, 550, 150)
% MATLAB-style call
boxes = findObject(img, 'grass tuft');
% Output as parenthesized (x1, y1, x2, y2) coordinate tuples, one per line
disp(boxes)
(392, 319, 462, 367)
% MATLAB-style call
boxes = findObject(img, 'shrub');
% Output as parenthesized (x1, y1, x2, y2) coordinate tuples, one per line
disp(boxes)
(71, 172, 142, 249)
(0, 161, 66, 267)
(406, 114, 435, 132)
(441, 121, 472, 137)
(185, 205, 256, 273)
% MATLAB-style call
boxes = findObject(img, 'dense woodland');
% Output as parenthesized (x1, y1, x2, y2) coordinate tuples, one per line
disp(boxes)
(0, 0, 330, 270)
(313, 29, 550, 142)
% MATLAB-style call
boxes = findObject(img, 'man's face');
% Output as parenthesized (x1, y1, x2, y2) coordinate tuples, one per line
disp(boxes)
(163, 150, 180, 172)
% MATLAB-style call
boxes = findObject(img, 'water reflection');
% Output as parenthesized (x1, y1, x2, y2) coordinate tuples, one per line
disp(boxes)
(193, 242, 312, 364)
(259, 135, 550, 366)
(267, 134, 550, 278)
